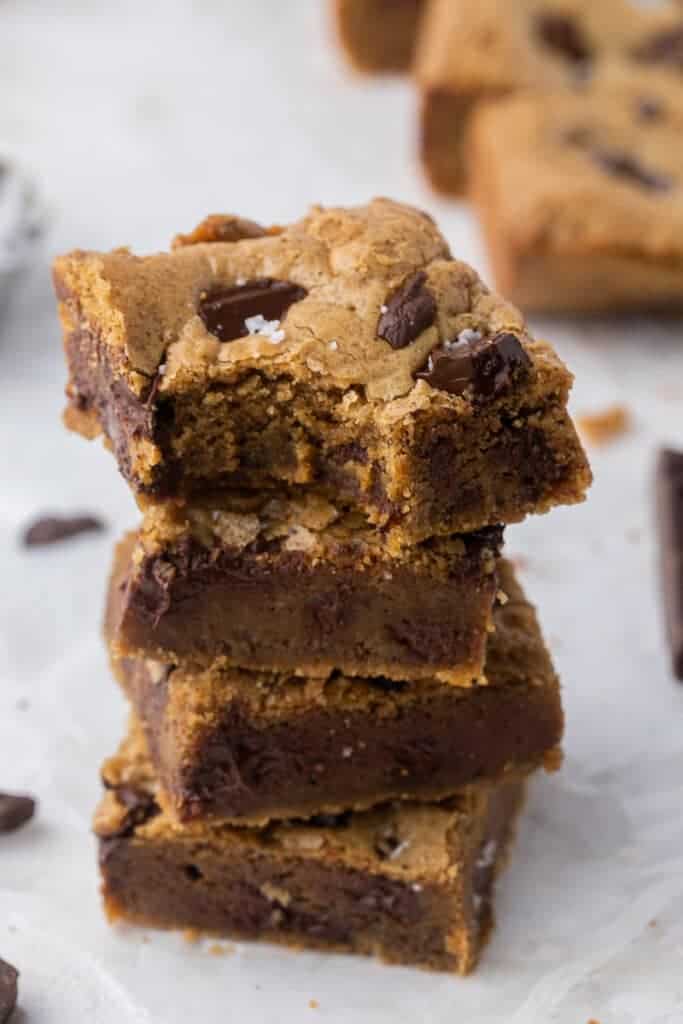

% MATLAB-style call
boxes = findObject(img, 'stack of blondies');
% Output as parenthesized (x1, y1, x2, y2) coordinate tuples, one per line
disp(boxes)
(53, 199, 590, 973)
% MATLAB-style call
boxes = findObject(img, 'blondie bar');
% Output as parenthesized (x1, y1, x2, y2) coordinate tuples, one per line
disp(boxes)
(334, 0, 425, 72)
(95, 725, 525, 974)
(468, 74, 683, 313)
(109, 560, 561, 825)
(54, 199, 590, 545)
(417, 0, 683, 194)
(106, 497, 502, 683)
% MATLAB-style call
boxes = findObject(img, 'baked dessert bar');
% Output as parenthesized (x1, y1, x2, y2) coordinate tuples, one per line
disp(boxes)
(417, 0, 683, 194)
(95, 725, 525, 975)
(468, 74, 683, 313)
(109, 560, 562, 825)
(54, 199, 590, 545)
(105, 500, 502, 684)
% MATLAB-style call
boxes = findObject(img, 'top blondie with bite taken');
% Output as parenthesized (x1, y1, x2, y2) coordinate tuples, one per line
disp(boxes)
(54, 198, 590, 547)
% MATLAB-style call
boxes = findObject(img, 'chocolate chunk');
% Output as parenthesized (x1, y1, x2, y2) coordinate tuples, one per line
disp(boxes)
(565, 131, 672, 193)
(0, 959, 18, 1024)
(656, 448, 683, 681)
(103, 784, 160, 838)
(22, 514, 105, 547)
(636, 97, 665, 123)
(366, 676, 408, 694)
(308, 811, 351, 828)
(198, 279, 307, 343)
(0, 792, 35, 833)
(173, 214, 267, 248)
(534, 13, 592, 64)
(591, 148, 672, 193)
(631, 25, 683, 71)
(415, 331, 531, 399)
(377, 271, 437, 350)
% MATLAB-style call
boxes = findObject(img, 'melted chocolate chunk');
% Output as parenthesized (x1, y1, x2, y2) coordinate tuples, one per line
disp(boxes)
(631, 25, 683, 71)
(0, 792, 35, 833)
(198, 279, 307, 343)
(104, 784, 160, 838)
(366, 676, 408, 694)
(377, 271, 437, 350)
(0, 959, 18, 1024)
(22, 514, 105, 547)
(308, 811, 352, 828)
(415, 332, 531, 399)
(534, 12, 592, 64)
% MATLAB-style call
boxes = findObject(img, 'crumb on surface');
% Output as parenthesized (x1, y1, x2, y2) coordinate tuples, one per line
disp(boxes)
(183, 928, 201, 944)
(578, 404, 631, 446)
(209, 942, 235, 956)
(309, 999, 319, 1009)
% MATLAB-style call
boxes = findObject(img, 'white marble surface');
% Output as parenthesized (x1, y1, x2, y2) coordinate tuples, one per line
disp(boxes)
(1, 2, 683, 1021)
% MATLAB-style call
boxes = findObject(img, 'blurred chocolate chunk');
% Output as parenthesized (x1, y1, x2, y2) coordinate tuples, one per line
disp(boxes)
(656, 448, 683, 681)
(534, 12, 592, 63)
(377, 271, 437, 349)
(416, 331, 531, 399)
(565, 131, 672, 192)
(636, 97, 665, 122)
(0, 792, 35, 833)
(632, 25, 683, 70)
(0, 959, 18, 1023)
(198, 279, 307, 343)
(22, 514, 105, 547)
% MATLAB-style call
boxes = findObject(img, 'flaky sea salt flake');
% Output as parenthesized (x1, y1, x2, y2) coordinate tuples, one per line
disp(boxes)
(244, 314, 285, 344)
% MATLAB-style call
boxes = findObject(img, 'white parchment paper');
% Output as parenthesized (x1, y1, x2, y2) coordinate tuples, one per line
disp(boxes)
(1, 2, 682, 1021)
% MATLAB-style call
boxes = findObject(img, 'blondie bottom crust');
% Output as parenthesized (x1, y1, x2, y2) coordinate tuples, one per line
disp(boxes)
(105, 497, 502, 683)
(109, 561, 561, 826)
(334, 0, 425, 73)
(95, 727, 525, 975)
(468, 75, 683, 313)
(54, 199, 590, 545)
(417, 0, 683, 195)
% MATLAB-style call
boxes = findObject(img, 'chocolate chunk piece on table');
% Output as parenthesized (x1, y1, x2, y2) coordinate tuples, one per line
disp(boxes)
(0, 959, 18, 1024)
(656, 448, 683, 681)
(0, 792, 36, 833)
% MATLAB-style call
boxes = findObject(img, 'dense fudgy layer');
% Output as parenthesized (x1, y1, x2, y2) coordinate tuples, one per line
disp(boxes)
(117, 655, 561, 825)
(96, 749, 524, 975)
(106, 525, 502, 683)
(64, 318, 589, 544)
